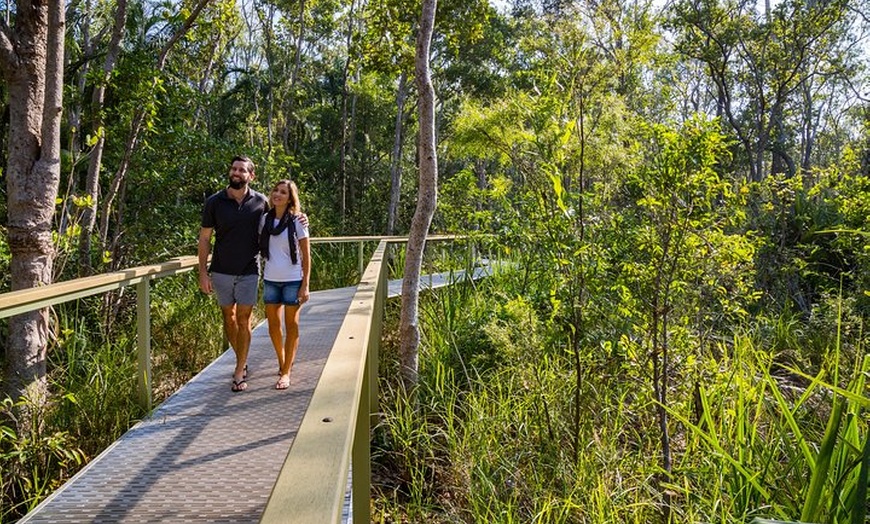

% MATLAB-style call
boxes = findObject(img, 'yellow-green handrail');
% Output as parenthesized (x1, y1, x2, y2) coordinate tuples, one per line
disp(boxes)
(0, 255, 199, 409)
(261, 235, 468, 524)
(260, 239, 391, 524)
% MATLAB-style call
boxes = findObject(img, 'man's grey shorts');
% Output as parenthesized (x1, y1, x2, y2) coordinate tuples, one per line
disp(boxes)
(210, 273, 259, 307)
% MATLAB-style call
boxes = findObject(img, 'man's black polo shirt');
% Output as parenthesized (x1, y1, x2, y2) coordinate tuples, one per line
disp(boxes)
(201, 188, 268, 276)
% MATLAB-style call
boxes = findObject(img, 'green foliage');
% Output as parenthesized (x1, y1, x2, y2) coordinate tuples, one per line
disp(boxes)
(0, 398, 85, 522)
(2, 0, 869, 519)
(0, 229, 10, 292)
(749, 171, 870, 322)
(0, 274, 229, 521)
(46, 303, 144, 457)
(307, 241, 381, 290)
(618, 116, 757, 333)
(149, 272, 227, 397)
(437, 167, 513, 233)
(667, 0, 859, 180)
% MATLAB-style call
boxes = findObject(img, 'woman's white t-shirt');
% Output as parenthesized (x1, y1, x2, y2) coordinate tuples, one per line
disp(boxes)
(259, 214, 309, 282)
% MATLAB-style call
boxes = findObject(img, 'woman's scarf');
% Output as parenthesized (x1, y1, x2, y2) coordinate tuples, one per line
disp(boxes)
(259, 207, 298, 264)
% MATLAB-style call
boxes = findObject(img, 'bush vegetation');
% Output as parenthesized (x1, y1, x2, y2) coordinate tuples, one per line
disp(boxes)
(1, 0, 868, 520)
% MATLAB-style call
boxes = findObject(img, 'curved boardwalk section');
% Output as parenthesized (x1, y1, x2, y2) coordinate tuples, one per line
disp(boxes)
(19, 286, 356, 523)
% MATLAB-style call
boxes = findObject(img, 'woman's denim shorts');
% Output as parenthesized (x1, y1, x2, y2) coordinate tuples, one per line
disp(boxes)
(263, 279, 302, 306)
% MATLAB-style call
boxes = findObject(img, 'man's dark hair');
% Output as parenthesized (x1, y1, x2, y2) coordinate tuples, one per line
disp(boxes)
(231, 155, 255, 173)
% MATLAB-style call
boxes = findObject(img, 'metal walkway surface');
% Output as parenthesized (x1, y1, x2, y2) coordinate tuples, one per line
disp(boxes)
(19, 286, 357, 524)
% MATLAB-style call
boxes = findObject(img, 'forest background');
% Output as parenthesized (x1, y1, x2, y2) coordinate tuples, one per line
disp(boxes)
(0, 0, 869, 521)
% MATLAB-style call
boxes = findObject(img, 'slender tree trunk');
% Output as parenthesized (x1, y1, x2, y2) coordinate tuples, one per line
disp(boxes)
(282, 0, 306, 167)
(0, 0, 65, 408)
(78, 0, 127, 275)
(571, 90, 588, 464)
(339, 0, 356, 226)
(771, 102, 787, 176)
(256, 1, 276, 157)
(399, 0, 437, 390)
(348, 68, 360, 220)
(474, 158, 486, 222)
(58, 0, 90, 241)
(97, 0, 211, 250)
(387, 72, 408, 236)
(66, 0, 91, 156)
(659, 301, 672, 520)
(861, 107, 870, 177)
(800, 81, 818, 178)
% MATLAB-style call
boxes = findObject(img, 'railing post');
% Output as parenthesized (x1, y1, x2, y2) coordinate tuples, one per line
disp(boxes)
(358, 241, 364, 280)
(136, 280, 152, 411)
(352, 241, 387, 524)
(353, 357, 372, 524)
(370, 246, 387, 424)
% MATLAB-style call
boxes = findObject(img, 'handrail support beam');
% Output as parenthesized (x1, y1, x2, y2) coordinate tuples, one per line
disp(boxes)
(136, 280, 152, 411)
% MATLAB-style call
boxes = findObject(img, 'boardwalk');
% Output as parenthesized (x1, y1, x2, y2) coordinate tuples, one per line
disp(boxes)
(17, 265, 490, 523)
(20, 286, 356, 523)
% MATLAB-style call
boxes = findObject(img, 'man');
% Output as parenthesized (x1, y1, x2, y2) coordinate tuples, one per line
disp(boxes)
(198, 156, 267, 392)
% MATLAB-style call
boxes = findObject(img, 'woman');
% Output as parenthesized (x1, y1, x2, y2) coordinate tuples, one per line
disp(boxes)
(259, 179, 311, 390)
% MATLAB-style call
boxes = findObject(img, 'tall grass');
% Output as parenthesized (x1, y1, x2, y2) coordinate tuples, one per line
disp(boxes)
(372, 263, 869, 523)
(1, 239, 864, 523)
(149, 272, 227, 399)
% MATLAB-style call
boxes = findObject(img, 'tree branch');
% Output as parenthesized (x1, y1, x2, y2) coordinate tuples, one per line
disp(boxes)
(156, 0, 212, 70)
(0, 20, 18, 73)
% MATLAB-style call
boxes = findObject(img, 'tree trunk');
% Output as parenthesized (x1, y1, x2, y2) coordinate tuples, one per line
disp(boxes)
(348, 68, 360, 222)
(78, 0, 127, 275)
(399, 0, 438, 390)
(256, 1, 277, 157)
(0, 0, 65, 407)
(97, 0, 211, 251)
(387, 71, 408, 236)
(800, 81, 816, 177)
(282, 0, 307, 168)
(339, 0, 356, 227)
(66, 0, 91, 156)
(58, 0, 92, 243)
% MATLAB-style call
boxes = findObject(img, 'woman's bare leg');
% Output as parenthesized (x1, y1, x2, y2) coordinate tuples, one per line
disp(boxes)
(265, 304, 284, 372)
(278, 305, 301, 385)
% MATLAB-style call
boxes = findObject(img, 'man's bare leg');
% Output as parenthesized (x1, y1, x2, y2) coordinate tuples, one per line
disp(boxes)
(222, 304, 252, 390)
(221, 305, 240, 352)
(234, 304, 254, 377)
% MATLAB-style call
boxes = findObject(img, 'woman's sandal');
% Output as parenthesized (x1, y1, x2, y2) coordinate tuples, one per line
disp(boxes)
(231, 378, 248, 392)
(275, 376, 290, 390)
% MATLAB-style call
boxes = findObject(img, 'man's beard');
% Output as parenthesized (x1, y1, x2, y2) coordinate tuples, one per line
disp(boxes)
(228, 177, 247, 190)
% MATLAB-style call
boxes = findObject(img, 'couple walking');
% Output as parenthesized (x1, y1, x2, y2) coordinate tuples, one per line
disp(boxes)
(197, 155, 311, 392)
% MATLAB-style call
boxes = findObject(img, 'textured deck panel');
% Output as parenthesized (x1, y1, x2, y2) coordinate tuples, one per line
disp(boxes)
(19, 286, 357, 524)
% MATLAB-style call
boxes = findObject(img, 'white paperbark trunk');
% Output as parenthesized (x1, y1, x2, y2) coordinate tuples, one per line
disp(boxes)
(399, 0, 438, 389)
